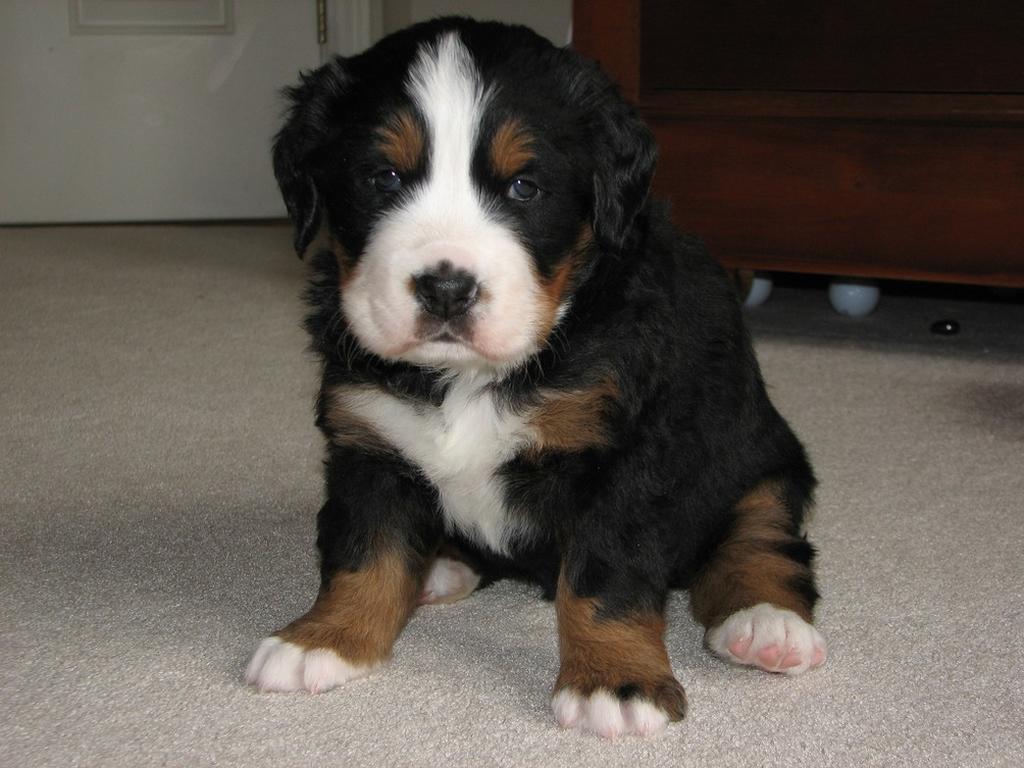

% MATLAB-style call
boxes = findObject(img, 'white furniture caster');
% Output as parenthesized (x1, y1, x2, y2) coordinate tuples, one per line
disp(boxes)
(828, 278, 880, 317)
(742, 273, 773, 308)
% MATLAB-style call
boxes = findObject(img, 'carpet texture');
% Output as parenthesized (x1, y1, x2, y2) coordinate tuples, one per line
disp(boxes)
(1, 224, 1021, 767)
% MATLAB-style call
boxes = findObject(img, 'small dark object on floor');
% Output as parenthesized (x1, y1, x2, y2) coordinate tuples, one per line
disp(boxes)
(930, 319, 960, 335)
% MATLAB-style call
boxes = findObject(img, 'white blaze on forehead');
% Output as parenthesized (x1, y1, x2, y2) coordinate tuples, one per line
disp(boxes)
(406, 32, 489, 208)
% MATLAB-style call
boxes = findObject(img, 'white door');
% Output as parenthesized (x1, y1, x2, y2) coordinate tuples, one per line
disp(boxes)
(0, 1, 333, 223)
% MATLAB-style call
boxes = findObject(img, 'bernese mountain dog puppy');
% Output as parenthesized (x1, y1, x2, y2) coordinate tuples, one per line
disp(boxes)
(244, 17, 826, 739)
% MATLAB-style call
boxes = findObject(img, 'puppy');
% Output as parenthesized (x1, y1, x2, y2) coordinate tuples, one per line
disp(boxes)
(245, 17, 826, 739)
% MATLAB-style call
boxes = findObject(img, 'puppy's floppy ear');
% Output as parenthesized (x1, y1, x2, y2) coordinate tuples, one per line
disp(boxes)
(273, 58, 349, 258)
(586, 77, 657, 253)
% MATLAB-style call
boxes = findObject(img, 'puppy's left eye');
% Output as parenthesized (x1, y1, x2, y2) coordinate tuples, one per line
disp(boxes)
(506, 177, 539, 202)
(372, 168, 402, 193)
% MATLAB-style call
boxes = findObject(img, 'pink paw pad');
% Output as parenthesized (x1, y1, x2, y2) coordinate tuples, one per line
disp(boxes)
(728, 636, 752, 658)
(757, 644, 783, 668)
(706, 603, 827, 676)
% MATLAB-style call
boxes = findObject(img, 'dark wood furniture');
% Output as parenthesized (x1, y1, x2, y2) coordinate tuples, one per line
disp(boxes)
(573, 0, 1024, 287)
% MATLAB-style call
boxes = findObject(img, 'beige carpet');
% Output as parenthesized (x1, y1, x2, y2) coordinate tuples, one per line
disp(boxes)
(1, 224, 1021, 767)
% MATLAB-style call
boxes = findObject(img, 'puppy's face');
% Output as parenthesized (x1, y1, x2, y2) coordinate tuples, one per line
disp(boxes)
(338, 34, 590, 370)
(275, 22, 655, 371)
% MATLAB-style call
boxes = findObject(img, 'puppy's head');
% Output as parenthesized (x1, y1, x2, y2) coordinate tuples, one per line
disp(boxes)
(274, 19, 655, 371)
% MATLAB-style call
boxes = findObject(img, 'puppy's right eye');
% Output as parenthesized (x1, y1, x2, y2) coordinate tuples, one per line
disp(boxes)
(506, 177, 539, 202)
(372, 168, 402, 193)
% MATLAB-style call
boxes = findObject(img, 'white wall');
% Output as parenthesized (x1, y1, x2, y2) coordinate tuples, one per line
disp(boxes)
(0, 1, 572, 224)
(0, 1, 319, 223)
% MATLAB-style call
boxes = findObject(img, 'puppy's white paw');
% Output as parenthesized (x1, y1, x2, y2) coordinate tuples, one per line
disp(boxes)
(418, 556, 481, 605)
(243, 637, 375, 693)
(706, 603, 826, 675)
(552, 689, 670, 739)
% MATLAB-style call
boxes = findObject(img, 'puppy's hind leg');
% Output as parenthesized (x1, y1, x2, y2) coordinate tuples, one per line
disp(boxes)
(691, 481, 827, 675)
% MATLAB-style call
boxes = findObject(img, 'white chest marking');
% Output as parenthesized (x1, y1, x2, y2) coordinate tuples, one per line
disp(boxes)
(338, 374, 532, 554)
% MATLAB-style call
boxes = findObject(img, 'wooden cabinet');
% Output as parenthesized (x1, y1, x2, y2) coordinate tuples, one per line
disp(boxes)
(573, 0, 1024, 286)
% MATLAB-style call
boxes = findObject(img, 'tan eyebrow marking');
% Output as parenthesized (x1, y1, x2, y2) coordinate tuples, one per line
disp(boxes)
(375, 110, 425, 173)
(490, 118, 535, 178)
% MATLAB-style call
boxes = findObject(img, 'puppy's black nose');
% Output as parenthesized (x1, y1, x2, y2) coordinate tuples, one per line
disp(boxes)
(413, 265, 479, 320)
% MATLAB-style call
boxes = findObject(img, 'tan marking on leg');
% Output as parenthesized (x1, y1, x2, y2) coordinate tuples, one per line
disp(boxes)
(375, 110, 425, 173)
(525, 377, 619, 456)
(690, 481, 817, 628)
(555, 573, 686, 720)
(276, 548, 420, 666)
(490, 119, 534, 178)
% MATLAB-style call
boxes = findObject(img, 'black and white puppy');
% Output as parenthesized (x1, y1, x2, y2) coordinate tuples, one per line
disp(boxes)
(245, 17, 826, 739)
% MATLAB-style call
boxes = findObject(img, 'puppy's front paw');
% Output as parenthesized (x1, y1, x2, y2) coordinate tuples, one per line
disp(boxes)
(244, 637, 376, 693)
(552, 677, 686, 740)
(706, 603, 826, 675)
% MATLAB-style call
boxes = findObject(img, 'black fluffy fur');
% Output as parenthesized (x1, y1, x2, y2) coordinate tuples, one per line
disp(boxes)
(277, 18, 817, 620)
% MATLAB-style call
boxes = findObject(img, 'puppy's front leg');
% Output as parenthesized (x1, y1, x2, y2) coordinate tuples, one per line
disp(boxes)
(552, 565, 687, 739)
(245, 453, 437, 693)
(245, 545, 421, 693)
